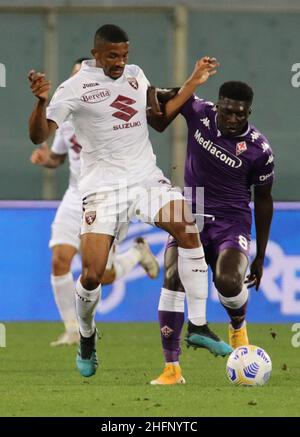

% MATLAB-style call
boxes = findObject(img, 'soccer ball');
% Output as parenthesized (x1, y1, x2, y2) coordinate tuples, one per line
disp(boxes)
(226, 345, 272, 386)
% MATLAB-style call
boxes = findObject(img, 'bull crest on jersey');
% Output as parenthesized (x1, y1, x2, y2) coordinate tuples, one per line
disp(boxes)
(110, 95, 138, 122)
(127, 77, 139, 90)
(236, 141, 247, 156)
(85, 211, 96, 225)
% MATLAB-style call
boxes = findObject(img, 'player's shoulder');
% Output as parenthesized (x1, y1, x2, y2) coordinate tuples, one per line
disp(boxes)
(52, 76, 78, 100)
(125, 64, 145, 78)
(186, 94, 217, 114)
(245, 125, 274, 157)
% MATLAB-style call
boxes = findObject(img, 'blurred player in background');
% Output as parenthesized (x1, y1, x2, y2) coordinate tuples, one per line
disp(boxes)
(28, 24, 224, 380)
(30, 57, 160, 347)
(148, 81, 274, 384)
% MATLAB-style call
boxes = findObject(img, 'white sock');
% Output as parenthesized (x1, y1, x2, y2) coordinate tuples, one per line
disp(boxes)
(218, 285, 248, 309)
(178, 246, 208, 326)
(51, 272, 78, 333)
(113, 247, 141, 280)
(75, 276, 101, 338)
(158, 288, 185, 312)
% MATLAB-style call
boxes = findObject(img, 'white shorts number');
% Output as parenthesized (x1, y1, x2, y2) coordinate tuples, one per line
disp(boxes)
(238, 235, 248, 251)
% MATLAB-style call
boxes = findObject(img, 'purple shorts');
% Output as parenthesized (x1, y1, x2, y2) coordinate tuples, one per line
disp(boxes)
(167, 218, 251, 271)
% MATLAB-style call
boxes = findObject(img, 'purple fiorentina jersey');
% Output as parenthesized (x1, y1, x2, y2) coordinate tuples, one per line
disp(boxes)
(181, 96, 275, 226)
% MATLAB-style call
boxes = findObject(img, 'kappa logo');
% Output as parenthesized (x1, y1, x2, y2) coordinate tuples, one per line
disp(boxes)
(127, 77, 138, 90)
(110, 95, 138, 122)
(161, 325, 174, 338)
(85, 211, 96, 225)
(236, 141, 247, 156)
(265, 154, 274, 166)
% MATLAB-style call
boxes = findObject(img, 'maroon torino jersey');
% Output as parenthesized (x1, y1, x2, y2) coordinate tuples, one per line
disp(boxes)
(181, 96, 275, 226)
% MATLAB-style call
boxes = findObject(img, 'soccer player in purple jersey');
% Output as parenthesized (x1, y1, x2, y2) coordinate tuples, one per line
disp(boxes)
(148, 81, 274, 384)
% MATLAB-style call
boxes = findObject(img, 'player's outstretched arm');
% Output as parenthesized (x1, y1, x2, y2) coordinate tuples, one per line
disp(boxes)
(30, 142, 66, 169)
(165, 56, 219, 118)
(245, 184, 273, 290)
(28, 70, 57, 144)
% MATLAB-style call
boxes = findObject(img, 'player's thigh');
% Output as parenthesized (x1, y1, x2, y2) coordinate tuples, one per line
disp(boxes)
(163, 236, 184, 291)
(49, 203, 81, 252)
(81, 233, 114, 277)
(133, 179, 199, 246)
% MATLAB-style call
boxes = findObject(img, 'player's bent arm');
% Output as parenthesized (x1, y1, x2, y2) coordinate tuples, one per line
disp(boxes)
(29, 100, 57, 144)
(147, 87, 180, 132)
(253, 183, 274, 260)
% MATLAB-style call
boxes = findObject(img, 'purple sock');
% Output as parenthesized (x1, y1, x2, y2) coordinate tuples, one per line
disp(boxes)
(222, 302, 248, 329)
(158, 310, 185, 363)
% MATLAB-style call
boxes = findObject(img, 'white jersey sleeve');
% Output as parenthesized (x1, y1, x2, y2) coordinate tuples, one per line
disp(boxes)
(46, 80, 78, 127)
(51, 127, 68, 155)
(138, 68, 150, 87)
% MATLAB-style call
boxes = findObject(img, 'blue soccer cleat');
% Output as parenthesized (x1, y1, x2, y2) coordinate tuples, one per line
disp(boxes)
(185, 321, 233, 357)
(76, 329, 99, 377)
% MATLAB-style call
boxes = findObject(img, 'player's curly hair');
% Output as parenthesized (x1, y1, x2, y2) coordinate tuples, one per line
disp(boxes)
(219, 81, 253, 103)
(94, 24, 129, 46)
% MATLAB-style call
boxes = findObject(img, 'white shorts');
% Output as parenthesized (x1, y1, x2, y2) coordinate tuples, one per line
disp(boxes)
(81, 171, 184, 241)
(49, 188, 82, 250)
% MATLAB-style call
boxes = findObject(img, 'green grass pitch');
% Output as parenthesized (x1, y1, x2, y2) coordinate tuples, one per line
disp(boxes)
(0, 322, 299, 417)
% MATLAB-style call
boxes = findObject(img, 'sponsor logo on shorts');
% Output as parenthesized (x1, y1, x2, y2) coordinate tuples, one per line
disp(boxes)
(82, 82, 99, 89)
(236, 141, 247, 156)
(127, 77, 138, 89)
(81, 89, 111, 103)
(194, 129, 242, 168)
(161, 325, 174, 338)
(85, 211, 96, 225)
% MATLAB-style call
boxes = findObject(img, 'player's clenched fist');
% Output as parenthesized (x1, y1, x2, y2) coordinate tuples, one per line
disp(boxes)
(30, 142, 49, 165)
(28, 69, 51, 102)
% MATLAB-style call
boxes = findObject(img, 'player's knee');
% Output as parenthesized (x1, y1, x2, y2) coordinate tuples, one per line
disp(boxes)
(163, 264, 183, 291)
(172, 223, 200, 249)
(81, 268, 103, 290)
(52, 251, 72, 276)
(215, 272, 243, 297)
